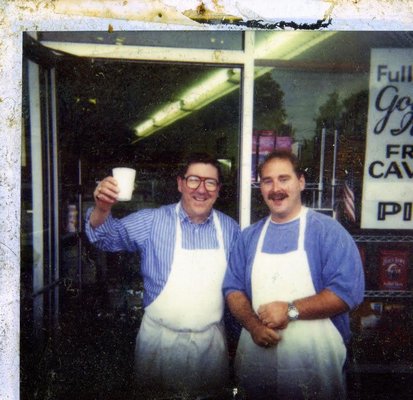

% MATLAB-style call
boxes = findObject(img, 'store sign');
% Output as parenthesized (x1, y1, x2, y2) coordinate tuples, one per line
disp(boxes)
(361, 48, 413, 229)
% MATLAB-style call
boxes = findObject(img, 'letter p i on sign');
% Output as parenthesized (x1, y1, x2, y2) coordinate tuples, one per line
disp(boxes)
(378, 202, 412, 221)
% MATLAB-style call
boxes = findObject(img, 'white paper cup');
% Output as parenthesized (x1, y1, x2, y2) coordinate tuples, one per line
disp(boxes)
(112, 167, 136, 201)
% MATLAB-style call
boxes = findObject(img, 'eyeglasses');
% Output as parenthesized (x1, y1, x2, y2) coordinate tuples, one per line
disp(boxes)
(183, 175, 220, 192)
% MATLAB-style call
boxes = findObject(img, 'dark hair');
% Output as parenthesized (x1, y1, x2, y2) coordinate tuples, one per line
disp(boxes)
(179, 152, 223, 183)
(258, 150, 303, 179)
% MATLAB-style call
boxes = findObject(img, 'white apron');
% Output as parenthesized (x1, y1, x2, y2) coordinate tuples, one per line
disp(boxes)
(134, 204, 228, 394)
(235, 208, 347, 400)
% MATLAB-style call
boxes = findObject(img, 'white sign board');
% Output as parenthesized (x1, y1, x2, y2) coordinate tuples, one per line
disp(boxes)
(361, 48, 413, 229)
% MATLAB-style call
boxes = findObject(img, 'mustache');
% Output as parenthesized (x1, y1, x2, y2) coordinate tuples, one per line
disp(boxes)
(268, 191, 288, 201)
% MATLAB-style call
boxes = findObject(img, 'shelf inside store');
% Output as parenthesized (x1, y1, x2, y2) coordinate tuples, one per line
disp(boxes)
(364, 290, 413, 298)
(353, 235, 413, 243)
(251, 181, 321, 189)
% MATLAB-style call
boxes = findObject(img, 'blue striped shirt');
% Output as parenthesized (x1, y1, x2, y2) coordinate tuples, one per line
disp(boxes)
(85, 202, 240, 307)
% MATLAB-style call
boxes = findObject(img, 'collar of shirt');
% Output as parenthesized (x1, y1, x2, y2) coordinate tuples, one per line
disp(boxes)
(178, 201, 214, 225)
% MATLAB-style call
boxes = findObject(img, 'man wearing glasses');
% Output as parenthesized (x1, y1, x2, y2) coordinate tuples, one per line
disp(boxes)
(85, 153, 240, 397)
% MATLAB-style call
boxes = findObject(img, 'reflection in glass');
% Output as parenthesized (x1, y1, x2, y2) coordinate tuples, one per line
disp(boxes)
(251, 31, 412, 224)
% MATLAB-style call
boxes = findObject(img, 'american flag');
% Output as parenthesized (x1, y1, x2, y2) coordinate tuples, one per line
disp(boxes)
(343, 171, 356, 223)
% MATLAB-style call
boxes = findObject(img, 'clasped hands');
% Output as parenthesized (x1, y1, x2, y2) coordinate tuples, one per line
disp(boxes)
(250, 301, 289, 348)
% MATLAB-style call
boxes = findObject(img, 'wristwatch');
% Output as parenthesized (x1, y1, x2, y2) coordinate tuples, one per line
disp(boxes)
(287, 302, 300, 321)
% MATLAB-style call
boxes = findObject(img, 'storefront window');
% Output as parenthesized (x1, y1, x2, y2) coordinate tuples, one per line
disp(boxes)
(251, 31, 412, 225)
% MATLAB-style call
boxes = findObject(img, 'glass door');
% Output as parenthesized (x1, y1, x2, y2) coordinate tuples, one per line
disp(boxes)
(21, 52, 60, 353)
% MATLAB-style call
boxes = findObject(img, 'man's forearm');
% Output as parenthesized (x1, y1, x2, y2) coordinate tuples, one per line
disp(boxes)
(226, 291, 261, 333)
(89, 207, 111, 229)
(294, 289, 349, 320)
(257, 289, 350, 329)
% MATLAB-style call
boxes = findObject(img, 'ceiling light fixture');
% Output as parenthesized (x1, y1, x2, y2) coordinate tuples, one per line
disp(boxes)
(134, 119, 155, 137)
(133, 68, 241, 141)
(152, 101, 185, 126)
(180, 69, 235, 111)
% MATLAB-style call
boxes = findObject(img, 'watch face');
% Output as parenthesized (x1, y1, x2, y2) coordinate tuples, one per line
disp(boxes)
(288, 305, 299, 320)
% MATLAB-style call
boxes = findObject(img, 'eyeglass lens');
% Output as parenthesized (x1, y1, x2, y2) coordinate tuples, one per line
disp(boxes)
(185, 175, 218, 191)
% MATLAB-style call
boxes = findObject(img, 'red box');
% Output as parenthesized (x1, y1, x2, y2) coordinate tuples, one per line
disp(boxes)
(275, 136, 293, 150)
(378, 248, 409, 290)
(252, 130, 276, 182)
(251, 131, 293, 182)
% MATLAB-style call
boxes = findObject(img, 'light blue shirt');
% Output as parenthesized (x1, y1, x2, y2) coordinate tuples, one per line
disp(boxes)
(85, 202, 240, 307)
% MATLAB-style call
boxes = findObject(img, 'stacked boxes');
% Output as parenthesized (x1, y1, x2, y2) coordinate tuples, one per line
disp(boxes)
(251, 130, 292, 182)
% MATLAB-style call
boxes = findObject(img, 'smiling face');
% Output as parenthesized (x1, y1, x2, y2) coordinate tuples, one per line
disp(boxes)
(177, 162, 220, 224)
(260, 157, 305, 223)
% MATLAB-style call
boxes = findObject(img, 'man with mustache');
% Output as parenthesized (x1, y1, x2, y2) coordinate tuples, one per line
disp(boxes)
(223, 150, 364, 399)
(85, 153, 240, 398)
